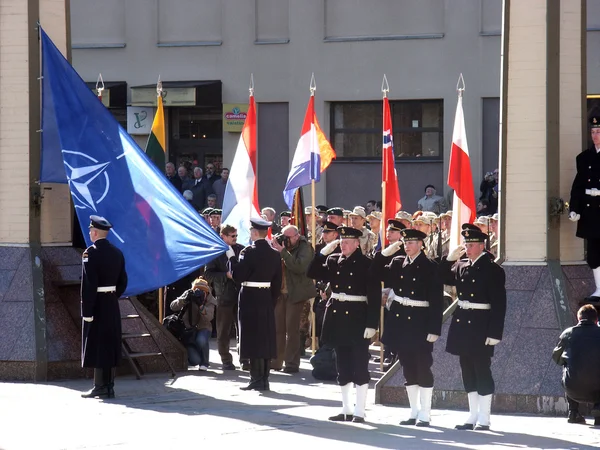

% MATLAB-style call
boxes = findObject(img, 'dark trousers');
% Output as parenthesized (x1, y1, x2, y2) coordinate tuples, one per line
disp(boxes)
(249, 358, 270, 386)
(459, 355, 494, 395)
(93, 367, 114, 388)
(216, 304, 238, 365)
(335, 340, 371, 386)
(567, 396, 580, 413)
(398, 349, 434, 387)
(587, 239, 600, 269)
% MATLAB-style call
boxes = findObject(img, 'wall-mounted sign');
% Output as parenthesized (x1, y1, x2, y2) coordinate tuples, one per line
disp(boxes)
(131, 87, 196, 107)
(127, 106, 155, 135)
(223, 103, 249, 132)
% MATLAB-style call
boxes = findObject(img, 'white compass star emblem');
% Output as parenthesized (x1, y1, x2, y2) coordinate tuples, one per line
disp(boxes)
(62, 149, 111, 211)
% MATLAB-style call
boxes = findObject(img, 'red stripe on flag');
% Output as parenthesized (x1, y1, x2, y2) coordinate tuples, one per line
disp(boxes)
(242, 95, 259, 213)
(381, 97, 402, 245)
(448, 142, 476, 224)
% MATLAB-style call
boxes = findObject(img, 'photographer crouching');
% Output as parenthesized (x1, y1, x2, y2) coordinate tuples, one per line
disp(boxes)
(170, 278, 217, 370)
(270, 225, 315, 373)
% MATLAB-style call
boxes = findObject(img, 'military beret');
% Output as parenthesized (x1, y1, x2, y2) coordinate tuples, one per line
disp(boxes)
(326, 207, 344, 217)
(337, 226, 362, 239)
(89, 215, 112, 231)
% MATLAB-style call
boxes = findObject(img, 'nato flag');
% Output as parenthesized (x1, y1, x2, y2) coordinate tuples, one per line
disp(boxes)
(40, 29, 227, 296)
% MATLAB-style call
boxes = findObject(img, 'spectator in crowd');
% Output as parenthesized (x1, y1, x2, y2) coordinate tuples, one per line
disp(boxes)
(212, 168, 229, 208)
(204, 225, 245, 370)
(207, 194, 217, 209)
(280, 211, 291, 227)
(188, 167, 213, 210)
(270, 225, 316, 373)
(365, 200, 378, 215)
(182, 190, 194, 205)
(476, 199, 492, 217)
(178, 166, 191, 189)
(552, 304, 600, 426)
(169, 278, 217, 371)
(204, 162, 221, 185)
(417, 185, 448, 214)
(165, 162, 182, 193)
(480, 170, 499, 214)
(262, 207, 280, 235)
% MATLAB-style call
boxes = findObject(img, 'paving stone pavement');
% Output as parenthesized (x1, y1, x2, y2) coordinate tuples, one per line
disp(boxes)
(0, 343, 598, 450)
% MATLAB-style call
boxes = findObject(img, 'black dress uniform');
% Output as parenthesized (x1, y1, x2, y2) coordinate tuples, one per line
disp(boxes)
(569, 117, 600, 300)
(307, 226, 380, 423)
(81, 216, 128, 399)
(440, 226, 506, 430)
(374, 228, 443, 426)
(232, 218, 282, 391)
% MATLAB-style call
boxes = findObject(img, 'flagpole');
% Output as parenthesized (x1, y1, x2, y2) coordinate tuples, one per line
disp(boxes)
(310, 74, 317, 355)
(379, 75, 390, 372)
(155, 75, 165, 325)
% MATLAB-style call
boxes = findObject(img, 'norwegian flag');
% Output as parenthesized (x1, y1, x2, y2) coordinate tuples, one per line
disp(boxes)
(381, 97, 402, 245)
(448, 95, 476, 248)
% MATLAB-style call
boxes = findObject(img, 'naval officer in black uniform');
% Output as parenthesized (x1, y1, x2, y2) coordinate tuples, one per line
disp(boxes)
(81, 216, 128, 399)
(375, 228, 443, 426)
(441, 225, 506, 431)
(307, 226, 380, 423)
(231, 218, 282, 391)
(569, 116, 600, 301)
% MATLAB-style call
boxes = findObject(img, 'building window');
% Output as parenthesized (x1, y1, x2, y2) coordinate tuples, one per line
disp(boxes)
(330, 100, 443, 160)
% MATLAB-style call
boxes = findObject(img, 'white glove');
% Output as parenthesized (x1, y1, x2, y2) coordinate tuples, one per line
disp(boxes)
(592, 188, 600, 197)
(426, 334, 439, 343)
(225, 246, 235, 259)
(363, 328, 377, 339)
(447, 245, 465, 262)
(568, 211, 580, 222)
(485, 337, 500, 346)
(381, 241, 402, 257)
(320, 239, 340, 256)
(83, 317, 94, 323)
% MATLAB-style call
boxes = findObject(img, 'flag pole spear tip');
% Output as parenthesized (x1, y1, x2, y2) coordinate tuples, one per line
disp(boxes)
(456, 73, 465, 97)
(157, 75, 163, 96)
(249, 73, 255, 96)
(310, 73, 316, 96)
(381, 74, 389, 98)
(96, 73, 104, 93)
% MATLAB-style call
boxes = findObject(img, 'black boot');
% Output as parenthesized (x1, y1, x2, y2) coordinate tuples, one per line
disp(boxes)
(106, 368, 116, 399)
(567, 396, 586, 424)
(263, 359, 271, 391)
(81, 369, 110, 398)
(240, 359, 265, 391)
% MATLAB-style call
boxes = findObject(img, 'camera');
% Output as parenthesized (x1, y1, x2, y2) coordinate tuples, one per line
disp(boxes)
(275, 234, 289, 246)
(315, 281, 328, 292)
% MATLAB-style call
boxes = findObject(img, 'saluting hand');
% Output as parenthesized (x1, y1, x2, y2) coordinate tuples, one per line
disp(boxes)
(485, 337, 500, 346)
(447, 245, 465, 262)
(83, 317, 93, 322)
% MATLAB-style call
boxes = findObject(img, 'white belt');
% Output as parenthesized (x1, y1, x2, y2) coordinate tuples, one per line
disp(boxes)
(585, 188, 600, 197)
(241, 281, 271, 288)
(330, 293, 367, 302)
(97, 286, 116, 293)
(457, 300, 491, 310)
(393, 296, 430, 308)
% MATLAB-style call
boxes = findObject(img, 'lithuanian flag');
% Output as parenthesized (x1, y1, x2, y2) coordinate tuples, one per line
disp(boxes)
(145, 95, 166, 169)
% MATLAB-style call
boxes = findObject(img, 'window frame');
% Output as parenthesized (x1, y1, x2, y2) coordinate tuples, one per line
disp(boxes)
(329, 99, 444, 163)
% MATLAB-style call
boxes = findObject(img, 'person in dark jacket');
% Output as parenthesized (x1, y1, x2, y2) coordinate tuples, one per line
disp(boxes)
(552, 304, 600, 426)
(80, 216, 128, 399)
(231, 218, 282, 391)
(166, 162, 182, 193)
(307, 226, 380, 423)
(569, 116, 600, 301)
(203, 224, 244, 370)
(373, 228, 443, 427)
(271, 225, 315, 373)
(440, 225, 506, 431)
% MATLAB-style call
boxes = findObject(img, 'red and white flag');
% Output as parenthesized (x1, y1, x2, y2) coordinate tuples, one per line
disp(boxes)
(222, 94, 261, 245)
(448, 95, 476, 249)
(381, 97, 402, 246)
